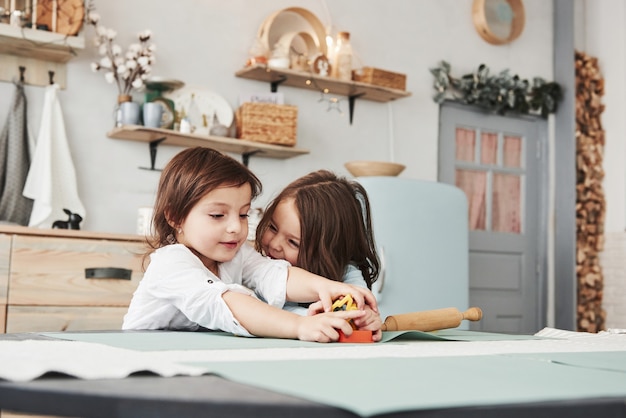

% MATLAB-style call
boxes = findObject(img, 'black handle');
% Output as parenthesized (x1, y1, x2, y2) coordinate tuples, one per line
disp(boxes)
(85, 268, 132, 280)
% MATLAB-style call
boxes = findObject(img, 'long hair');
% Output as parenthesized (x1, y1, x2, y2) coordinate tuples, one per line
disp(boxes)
(146, 147, 261, 262)
(255, 170, 379, 289)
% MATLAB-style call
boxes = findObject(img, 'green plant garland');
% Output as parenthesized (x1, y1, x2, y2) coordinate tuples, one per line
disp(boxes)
(430, 61, 562, 118)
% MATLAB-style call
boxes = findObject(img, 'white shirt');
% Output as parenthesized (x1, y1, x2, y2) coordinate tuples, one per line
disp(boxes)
(122, 244, 290, 336)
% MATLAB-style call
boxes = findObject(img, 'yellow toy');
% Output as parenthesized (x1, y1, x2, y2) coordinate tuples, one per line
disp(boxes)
(332, 294, 358, 330)
(332, 294, 358, 311)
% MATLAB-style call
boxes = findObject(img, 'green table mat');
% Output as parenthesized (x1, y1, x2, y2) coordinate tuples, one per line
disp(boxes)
(186, 353, 626, 417)
(508, 350, 626, 373)
(36, 330, 625, 417)
(41, 329, 539, 351)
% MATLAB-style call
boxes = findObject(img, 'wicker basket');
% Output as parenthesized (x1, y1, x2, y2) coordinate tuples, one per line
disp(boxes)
(236, 102, 298, 146)
(353, 67, 407, 91)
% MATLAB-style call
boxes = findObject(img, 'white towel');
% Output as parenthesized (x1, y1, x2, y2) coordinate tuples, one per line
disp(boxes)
(23, 84, 85, 228)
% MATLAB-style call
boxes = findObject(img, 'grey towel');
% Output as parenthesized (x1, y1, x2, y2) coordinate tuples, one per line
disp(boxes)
(0, 81, 33, 225)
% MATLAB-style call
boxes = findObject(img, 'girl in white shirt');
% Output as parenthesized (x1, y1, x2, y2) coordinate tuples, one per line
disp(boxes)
(255, 170, 383, 341)
(123, 147, 378, 342)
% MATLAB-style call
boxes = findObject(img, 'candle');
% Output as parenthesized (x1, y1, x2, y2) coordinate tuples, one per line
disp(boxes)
(32, 0, 37, 27)
(51, 0, 56, 32)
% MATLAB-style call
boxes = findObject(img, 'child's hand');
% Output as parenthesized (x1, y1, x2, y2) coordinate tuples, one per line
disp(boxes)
(352, 306, 383, 342)
(308, 297, 383, 342)
(307, 288, 378, 315)
(317, 282, 378, 314)
(295, 310, 366, 343)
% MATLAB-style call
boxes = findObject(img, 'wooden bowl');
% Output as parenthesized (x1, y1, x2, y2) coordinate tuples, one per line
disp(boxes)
(344, 161, 406, 177)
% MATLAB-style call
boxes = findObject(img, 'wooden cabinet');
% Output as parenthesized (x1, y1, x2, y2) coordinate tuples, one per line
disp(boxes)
(0, 226, 144, 333)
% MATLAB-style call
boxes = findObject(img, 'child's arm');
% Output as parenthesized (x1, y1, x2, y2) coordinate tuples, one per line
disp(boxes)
(222, 290, 366, 342)
(284, 266, 379, 313)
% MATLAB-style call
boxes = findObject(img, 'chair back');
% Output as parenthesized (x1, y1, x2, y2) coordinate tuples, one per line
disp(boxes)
(358, 177, 469, 323)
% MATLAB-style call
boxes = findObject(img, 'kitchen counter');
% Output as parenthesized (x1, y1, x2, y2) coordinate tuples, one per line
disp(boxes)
(0, 224, 143, 242)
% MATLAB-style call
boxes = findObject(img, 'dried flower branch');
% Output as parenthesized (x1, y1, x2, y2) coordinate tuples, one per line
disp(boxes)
(430, 61, 562, 118)
(86, 9, 156, 96)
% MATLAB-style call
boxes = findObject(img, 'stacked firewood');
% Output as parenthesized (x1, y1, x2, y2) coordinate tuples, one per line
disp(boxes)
(575, 50, 606, 333)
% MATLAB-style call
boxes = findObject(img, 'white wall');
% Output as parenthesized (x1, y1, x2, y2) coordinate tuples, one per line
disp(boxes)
(0, 0, 554, 234)
(580, 0, 626, 233)
(578, 0, 626, 329)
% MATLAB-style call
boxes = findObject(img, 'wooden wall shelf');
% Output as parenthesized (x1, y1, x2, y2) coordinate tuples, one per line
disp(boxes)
(236, 64, 411, 102)
(0, 23, 85, 88)
(0, 23, 84, 63)
(107, 125, 309, 169)
(236, 64, 411, 124)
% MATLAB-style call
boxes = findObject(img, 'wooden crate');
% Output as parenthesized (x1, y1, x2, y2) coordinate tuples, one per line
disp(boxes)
(236, 102, 298, 146)
(353, 67, 407, 91)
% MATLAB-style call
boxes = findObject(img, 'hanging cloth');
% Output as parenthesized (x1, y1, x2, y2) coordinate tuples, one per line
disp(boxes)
(0, 80, 34, 225)
(23, 84, 85, 228)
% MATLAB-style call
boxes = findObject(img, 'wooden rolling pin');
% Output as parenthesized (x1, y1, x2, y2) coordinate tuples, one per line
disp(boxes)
(381, 307, 483, 332)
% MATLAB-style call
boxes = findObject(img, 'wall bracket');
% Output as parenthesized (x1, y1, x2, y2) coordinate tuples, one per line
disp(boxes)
(139, 137, 166, 171)
(348, 93, 366, 125)
(270, 75, 288, 92)
(136, 137, 263, 170)
(266, 73, 367, 125)
(242, 150, 262, 167)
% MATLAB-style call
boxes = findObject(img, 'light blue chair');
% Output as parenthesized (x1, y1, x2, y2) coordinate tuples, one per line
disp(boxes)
(358, 177, 470, 326)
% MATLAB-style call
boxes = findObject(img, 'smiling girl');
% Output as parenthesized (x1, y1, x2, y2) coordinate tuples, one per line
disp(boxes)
(123, 148, 378, 342)
(255, 170, 382, 340)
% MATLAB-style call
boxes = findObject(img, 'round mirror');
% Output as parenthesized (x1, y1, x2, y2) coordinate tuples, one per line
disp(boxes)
(472, 0, 525, 45)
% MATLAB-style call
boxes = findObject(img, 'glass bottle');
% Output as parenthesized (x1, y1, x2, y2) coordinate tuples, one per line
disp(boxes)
(187, 93, 203, 134)
(331, 31, 353, 81)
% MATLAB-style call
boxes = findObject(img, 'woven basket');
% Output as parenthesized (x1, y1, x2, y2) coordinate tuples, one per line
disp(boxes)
(353, 67, 407, 91)
(236, 103, 298, 146)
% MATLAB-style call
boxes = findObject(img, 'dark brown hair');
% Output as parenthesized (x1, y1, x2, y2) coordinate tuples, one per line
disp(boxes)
(146, 147, 261, 258)
(255, 170, 379, 289)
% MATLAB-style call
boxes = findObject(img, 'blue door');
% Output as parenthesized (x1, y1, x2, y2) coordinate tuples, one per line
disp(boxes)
(438, 102, 548, 334)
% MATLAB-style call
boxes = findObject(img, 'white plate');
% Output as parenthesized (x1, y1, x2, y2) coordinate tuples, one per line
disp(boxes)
(166, 87, 233, 135)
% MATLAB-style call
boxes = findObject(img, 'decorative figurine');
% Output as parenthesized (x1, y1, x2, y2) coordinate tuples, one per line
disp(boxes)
(52, 208, 83, 230)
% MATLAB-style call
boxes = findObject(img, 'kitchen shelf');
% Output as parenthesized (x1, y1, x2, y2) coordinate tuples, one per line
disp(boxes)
(107, 125, 310, 169)
(0, 23, 84, 63)
(236, 64, 411, 102)
(235, 64, 411, 124)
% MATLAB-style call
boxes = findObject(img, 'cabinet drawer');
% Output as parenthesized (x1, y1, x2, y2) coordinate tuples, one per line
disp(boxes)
(6, 306, 129, 332)
(0, 234, 9, 305)
(9, 235, 144, 306)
